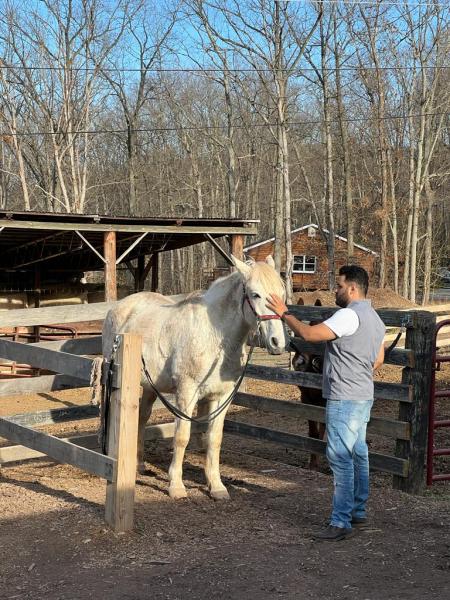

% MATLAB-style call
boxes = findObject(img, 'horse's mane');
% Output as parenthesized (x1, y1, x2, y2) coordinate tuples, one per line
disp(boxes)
(204, 261, 285, 303)
(248, 262, 286, 299)
(174, 289, 204, 306)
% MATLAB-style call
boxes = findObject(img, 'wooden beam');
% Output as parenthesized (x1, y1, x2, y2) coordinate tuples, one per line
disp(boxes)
(230, 234, 244, 261)
(288, 337, 414, 367)
(104, 231, 117, 302)
(0, 302, 112, 328)
(7, 404, 99, 427)
(32, 335, 103, 355)
(204, 234, 234, 266)
(0, 420, 206, 465)
(135, 255, 144, 292)
(150, 253, 159, 292)
(0, 374, 88, 396)
(105, 333, 142, 533)
(234, 392, 410, 440)
(116, 232, 148, 265)
(0, 416, 115, 480)
(286, 305, 419, 329)
(0, 339, 94, 381)
(223, 420, 409, 477)
(0, 218, 258, 236)
(245, 364, 412, 402)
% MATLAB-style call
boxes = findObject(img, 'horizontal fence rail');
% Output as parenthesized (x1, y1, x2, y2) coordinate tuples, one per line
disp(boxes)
(0, 302, 112, 328)
(223, 420, 409, 477)
(0, 416, 115, 480)
(286, 305, 419, 328)
(0, 338, 94, 381)
(245, 364, 412, 403)
(288, 337, 414, 367)
(234, 392, 411, 440)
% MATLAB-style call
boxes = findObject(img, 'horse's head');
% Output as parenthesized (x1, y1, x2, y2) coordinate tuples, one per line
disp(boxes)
(231, 254, 286, 355)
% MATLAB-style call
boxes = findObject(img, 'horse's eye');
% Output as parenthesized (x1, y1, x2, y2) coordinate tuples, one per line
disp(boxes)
(251, 292, 261, 299)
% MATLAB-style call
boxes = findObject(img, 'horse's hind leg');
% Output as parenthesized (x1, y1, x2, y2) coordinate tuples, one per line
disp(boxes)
(137, 388, 156, 473)
(204, 396, 230, 501)
(168, 390, 196, 500)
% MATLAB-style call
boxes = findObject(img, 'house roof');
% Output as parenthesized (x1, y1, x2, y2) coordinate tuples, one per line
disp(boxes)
(244, 223, 377, 256)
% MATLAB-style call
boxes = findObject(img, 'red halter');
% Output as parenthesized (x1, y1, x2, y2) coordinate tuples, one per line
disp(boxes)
(243, 292, 281, 321)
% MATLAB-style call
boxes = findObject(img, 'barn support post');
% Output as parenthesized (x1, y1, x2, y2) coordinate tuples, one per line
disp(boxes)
(230, 234, 244, 261)
(105, 332, 142, 532)
(135, 255, 145, 292)
(33, 267, 41, 343)
(150, 253, 159, 292)
(393, 311, 436, 493)
(104, 231, 117, 302)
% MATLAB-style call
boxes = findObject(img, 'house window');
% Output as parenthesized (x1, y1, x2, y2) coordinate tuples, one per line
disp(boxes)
(293, 255, 316, 273)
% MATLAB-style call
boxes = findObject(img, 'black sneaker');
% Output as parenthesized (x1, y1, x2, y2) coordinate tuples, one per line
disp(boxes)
(312, 525, 355, 541)
(351, 516, 367, 527)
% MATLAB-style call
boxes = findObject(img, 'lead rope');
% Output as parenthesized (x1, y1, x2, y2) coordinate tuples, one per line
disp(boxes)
(141, 345, 254, 424)
(384, 315, 411, 359)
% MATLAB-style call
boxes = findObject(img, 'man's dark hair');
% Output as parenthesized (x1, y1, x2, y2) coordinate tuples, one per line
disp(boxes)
(339, 265, 369, 295)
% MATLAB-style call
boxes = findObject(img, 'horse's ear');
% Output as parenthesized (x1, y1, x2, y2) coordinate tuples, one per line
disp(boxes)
(265, 255, 275, 268)
(297, 297, 305, 306)
(314, 298, 322, 306)
(230, 254, 253, 278)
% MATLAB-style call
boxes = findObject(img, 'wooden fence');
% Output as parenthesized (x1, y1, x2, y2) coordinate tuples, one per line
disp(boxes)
(0, 301, 439, 528)
(0, 329, 142, 533)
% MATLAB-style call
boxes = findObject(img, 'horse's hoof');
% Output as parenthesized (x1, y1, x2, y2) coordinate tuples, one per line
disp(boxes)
(169, 486, 187, 500)
(210, 488, 230, 501)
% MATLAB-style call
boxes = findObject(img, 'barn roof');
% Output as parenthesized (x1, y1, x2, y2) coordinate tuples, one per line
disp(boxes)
(244, 223, 377, 256)
(0, 210, 258, 290)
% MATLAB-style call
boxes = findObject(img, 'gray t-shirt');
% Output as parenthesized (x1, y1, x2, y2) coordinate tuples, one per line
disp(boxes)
(322, 300, 386, 401)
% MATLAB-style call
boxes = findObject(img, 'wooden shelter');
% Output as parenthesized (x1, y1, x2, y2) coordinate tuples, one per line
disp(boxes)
(244, 224, 377, 291)
(0, 210, 257, 302)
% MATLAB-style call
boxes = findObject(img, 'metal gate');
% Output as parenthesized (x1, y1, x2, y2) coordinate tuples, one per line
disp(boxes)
(427, 319, 450, 485)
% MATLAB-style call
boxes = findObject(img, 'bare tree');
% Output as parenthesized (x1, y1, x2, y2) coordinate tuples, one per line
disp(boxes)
(183, 1, 321, 300)
(99, 0, 178, 215)
(0, 0, 128, 212)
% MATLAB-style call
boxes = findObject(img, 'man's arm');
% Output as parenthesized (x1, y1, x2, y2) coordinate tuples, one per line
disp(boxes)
(266, 294, 337, 343)
(373, 343, 385, 372)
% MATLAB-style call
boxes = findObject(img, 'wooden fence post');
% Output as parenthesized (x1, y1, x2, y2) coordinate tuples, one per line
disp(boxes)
(393, 311, 436, 493)
(105, 333, 142, 532)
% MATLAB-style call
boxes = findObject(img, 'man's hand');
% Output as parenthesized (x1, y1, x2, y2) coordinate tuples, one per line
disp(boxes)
(266, 294, 337, 343)
(266, 293, 288, 318)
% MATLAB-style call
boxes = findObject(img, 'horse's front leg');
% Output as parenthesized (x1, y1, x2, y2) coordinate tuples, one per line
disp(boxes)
(204, 394, 231, 501)
(168, 389, 197, 500)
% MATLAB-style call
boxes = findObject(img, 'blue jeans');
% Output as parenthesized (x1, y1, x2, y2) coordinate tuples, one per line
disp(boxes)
(325, 399, 373, 529)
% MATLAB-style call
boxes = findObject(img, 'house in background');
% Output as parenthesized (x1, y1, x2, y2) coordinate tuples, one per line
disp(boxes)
(244, 224, 377, 291)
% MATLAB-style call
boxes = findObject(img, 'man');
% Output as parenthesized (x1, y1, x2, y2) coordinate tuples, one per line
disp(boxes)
(266, 265, 385, 541)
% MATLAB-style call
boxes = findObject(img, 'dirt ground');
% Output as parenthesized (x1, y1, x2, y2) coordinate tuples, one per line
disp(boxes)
(1, 355, 450, 600)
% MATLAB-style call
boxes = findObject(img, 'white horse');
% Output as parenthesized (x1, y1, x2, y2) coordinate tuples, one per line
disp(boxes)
(102, 255, 286, 500)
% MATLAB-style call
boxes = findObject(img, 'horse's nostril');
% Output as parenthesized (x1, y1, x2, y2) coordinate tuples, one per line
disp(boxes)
(271, 337, 279, 347)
